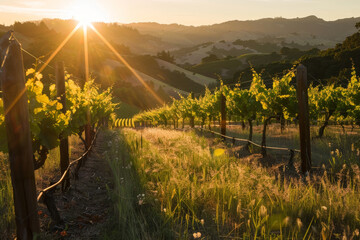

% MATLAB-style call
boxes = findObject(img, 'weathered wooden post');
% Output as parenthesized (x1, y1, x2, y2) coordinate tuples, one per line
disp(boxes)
(56, 61, 70, 191)
(0, 32, 40, 239)
(296, 64, 312, 174)
(220, 93, 226, 138)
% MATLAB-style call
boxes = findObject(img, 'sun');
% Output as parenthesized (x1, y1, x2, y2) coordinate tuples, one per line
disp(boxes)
(69, 0, 107, 25)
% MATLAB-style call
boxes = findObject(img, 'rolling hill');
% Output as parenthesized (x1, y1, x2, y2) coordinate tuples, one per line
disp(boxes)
(127, 16, 360, 51)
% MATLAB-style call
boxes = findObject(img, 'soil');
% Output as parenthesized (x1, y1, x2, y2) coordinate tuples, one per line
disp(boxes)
(38, 131, 113, 239)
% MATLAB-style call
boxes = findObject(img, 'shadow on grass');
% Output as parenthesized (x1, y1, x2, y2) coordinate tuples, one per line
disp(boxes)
(101, 130, 175, 240)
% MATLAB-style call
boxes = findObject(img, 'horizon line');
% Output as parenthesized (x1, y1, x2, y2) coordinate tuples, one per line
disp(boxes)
(2, 15, 360, 28)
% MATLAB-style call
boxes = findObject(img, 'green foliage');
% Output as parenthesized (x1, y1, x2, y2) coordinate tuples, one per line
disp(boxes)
(26, 70, 68, 151)
(0, 68, 116, 156)
(346, 65, 360, 125)
(156, 50, 175, 63)
(134, 64, 360, 138)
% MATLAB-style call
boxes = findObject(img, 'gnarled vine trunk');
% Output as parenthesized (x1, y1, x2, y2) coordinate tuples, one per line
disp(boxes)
(247, 119, 253, 150)
(261, 117, 272, 157)
(190, 116, 195, 128)
(318, 110, 334, 138)
(241, 121, 246, 130)
(280, 116, 285, 134)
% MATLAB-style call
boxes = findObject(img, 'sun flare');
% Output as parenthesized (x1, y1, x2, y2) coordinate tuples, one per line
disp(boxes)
(69, 0, 107, 25)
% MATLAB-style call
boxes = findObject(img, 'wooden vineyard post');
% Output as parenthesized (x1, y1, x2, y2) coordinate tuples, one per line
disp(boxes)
(0, 33, 40, 239)
(56, 61, 70, 191)
(220, 93, 226, 138)
(296, 64, 312, 174)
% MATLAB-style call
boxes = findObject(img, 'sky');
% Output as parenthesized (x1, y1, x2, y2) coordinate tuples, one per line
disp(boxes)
(0, 0, 360, 26)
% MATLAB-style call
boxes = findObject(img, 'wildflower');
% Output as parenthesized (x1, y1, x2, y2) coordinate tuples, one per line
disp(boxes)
(321, 206, 327, 211)
(328, 142, 332, 147)
(60, 230, 67, 237)
(138, 200, 144, 205)
(163, 208, 167, 213)
(335, 149, 340, 157)
(296, 218, 303, 229)
(259, 205, 267, 217)
(200, 219, 205, 225)
(37, 210, 43, 215)
(330, 151, 334, 156)
(283, 216, 290, 226)
(193, 232, 201, 239)
(355, 229, 359, 236)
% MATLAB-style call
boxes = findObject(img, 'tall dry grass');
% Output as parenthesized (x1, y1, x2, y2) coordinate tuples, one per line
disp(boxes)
(105, 128, 360, 239)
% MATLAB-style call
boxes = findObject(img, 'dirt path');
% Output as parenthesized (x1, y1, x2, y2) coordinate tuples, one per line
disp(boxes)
(39, 132, 113, 239)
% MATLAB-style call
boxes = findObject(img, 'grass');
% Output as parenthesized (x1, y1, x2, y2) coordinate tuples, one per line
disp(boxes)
(113, 97, 141, 118)
(104, 128, 360, 239)
(209, 123, 360, 168)
(0, 152, 14, 239)
(0, 135, 83, 239)
(102, 130, 174, 239)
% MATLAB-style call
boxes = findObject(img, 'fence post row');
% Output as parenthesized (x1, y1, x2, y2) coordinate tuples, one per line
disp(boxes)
(296, 64, 312, 174)
(56, 61, 70, 192)
(0, 32, 40, 239)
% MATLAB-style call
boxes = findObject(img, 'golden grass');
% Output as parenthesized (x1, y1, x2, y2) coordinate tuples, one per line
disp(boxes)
(105, 128, 360, 239)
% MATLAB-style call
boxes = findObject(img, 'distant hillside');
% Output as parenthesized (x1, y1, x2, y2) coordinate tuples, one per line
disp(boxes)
(171, 41, 256, 65)
(101, 58, 188, 96)
(128, 16, 360, 50)
(41, 19, 176, 54)
(230, 29, 360, 88)
(154, 58, 217, 86)
(7, 20, 206, 110)
(171, 38, 319, 66)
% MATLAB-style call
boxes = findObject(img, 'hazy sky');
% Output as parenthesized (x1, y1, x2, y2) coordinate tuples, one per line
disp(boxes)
(0, 0, 360, 26)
